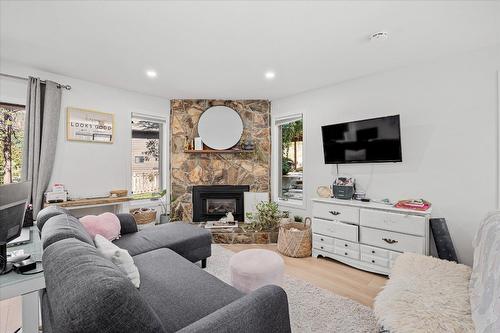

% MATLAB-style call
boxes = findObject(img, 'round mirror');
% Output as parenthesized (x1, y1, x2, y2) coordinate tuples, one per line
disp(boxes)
(198, 106, 243, 150)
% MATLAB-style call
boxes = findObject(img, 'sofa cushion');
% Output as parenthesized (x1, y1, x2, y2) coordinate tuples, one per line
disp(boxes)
(374, 252, 474, 333)
(80, 212, 121, 240)
(42, 238, 165, 333)
(470, 211, 500, 333)
(36, 205, 72, 232)
(113, 222, 211, 261)
(133, 247, 243, 332)
(116, 213, 138, 234)
(94, 234, 140, 288)
(41, 214, 94, 249)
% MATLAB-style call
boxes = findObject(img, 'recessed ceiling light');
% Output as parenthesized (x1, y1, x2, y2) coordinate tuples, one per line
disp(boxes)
(146, 70, 157, 78)
(265, 71, 276, 80)
(370, 31, 389, 42)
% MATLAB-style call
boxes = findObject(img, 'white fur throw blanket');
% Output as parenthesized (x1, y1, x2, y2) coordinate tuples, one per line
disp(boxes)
(374, 253, 473, 333)
(469, 211, 500, 333)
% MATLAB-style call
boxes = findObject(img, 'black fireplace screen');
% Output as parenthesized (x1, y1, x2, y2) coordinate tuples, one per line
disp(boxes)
(192, 185, 250, 222)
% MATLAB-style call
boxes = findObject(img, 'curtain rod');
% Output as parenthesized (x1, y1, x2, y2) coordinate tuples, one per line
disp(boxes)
(0, 72, 72, 90)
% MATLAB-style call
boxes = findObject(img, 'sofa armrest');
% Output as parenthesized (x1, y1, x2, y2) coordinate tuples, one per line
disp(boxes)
(178, 285, 291, 333)
(36, 206, 73, 232)
(116, 213, 138, 234)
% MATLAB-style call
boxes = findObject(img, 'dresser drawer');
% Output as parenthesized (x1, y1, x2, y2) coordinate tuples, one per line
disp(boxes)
(360, 227, 424, 253)
(334, 246, 359, 260)
(313, 202, 359, 224)
(360, 244, 389, 259)
(361, 253, 389, 268)
(313, 234, 335, 246)
(334, 238, 360, 252)
(360, 209, 426, 236)
(314, 242, 335, 253)
(312, 218, 359, 242)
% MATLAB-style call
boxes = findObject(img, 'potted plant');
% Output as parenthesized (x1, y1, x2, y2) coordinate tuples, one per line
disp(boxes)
(244, 201, 285, 232)
(151, 189, 169, 224)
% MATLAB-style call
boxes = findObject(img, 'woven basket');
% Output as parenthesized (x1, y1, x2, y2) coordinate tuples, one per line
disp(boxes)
(131, 208, 157, 225)
(277, 218, 312, 258)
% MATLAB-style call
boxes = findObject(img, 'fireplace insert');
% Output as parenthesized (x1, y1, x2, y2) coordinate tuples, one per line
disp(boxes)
(192, 185, 249, 222)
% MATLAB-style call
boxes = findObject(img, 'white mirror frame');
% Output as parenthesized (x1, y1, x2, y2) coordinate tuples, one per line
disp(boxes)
(198, 106, 243, 150)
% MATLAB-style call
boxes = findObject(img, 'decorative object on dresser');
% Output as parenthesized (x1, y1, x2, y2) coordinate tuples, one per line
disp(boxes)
(312, 198, 431, 275)
(332, 177, 355, 200)
(316, 185, 332, 198)
(277, 217, 312, 258)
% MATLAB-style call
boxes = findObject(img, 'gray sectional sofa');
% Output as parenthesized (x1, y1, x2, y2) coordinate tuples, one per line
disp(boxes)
(37, 207, 291, 333)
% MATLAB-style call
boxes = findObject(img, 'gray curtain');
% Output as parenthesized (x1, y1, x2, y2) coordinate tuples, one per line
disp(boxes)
(22, 77, 62, 216)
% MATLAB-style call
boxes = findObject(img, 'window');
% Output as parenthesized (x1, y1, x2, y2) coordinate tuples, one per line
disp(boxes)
(131, 115, 165, 198)
(275, 114, 304, 204)
(0, 102, 25, 185)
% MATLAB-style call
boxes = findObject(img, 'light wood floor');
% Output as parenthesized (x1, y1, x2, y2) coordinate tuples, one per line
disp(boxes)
(0, 244, 387, 333)
(223, 243, 387, 308)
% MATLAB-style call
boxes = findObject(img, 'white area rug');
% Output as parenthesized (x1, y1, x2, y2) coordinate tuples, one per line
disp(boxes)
(206, 245, 378, 333)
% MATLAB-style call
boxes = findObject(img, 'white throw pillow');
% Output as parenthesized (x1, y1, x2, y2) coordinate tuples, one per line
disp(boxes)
(94, 234, 140, 288)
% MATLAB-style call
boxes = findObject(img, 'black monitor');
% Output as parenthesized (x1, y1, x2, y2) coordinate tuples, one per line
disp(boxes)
(0, 181, 31, 274)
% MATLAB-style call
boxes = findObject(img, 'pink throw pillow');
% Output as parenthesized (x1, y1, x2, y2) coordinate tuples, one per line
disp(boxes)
(80, 212, 121, 241)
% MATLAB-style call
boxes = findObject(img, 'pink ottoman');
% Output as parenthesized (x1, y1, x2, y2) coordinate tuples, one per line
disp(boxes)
(229, 249, 284, 293)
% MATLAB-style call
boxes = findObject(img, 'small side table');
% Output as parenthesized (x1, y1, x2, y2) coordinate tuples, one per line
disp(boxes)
(0, 227, 45, 333)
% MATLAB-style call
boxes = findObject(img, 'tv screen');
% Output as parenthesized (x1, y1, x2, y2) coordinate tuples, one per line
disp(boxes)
(321, 115, 402, 164)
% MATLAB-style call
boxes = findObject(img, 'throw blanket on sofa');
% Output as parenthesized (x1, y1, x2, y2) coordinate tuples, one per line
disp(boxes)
(469, 211, 500, 333)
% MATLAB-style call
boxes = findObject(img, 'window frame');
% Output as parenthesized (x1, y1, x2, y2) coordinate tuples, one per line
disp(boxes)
(272, 113, 307, 210)
(130, 113, 167, 198)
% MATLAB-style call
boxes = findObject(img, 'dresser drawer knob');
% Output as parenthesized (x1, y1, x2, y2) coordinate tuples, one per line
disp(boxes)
(329, 210, 341, 216)
(344, 252, 348, 256)
(371, 260, 375, 263)
(320, 246, 324, 249)
(371, 250, 375, 254)
(382, 238, 398, 244)
(344, 244, 348, 247)
(320, 238, 324, 241)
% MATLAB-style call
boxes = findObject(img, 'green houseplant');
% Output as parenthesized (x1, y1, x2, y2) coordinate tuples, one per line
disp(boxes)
(244, 201, 285, 232)
(151, 189, 169, 224)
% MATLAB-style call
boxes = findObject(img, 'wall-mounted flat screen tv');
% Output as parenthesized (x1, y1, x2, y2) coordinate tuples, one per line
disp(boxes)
(321, 115, 402, 164)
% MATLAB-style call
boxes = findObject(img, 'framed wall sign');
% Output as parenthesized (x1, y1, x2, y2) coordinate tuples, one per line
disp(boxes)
(67, 107, 114, 143)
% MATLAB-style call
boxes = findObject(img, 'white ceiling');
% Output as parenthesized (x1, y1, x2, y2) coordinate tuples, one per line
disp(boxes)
(1, 1, 500, 100)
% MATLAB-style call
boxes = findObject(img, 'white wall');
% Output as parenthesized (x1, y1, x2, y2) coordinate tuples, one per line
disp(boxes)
(272, 46, 500, 266)
(0, 61, 169, 198)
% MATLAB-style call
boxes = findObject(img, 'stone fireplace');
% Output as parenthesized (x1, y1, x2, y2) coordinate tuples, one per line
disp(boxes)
(170, 99, 271, 222)
(192, 185, 250, 222)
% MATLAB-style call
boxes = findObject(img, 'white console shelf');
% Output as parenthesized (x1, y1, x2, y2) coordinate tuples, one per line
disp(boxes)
(311, 198, 431, 275)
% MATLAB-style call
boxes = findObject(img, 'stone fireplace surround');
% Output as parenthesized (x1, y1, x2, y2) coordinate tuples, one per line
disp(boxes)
(170, 99, 271, 222)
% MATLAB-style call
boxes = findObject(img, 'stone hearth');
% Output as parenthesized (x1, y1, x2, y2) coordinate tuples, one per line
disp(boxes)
(192, 223, 278, 244)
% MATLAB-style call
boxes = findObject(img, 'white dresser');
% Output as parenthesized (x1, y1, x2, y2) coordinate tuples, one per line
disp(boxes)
(312, 198, 431, 275)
